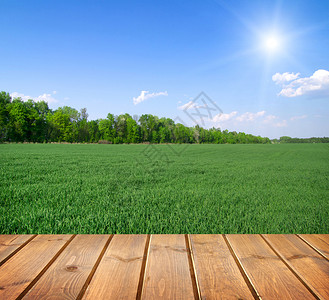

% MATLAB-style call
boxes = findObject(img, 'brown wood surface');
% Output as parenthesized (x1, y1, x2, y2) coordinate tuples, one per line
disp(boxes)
(142, 234, 195, 299)
(299, 234, 329, 260)
(190, 234, 254, 299)
(226, 234, 315, 300)
(83, 235, 147, 300)
(265, 234, 329, 299)
(0, 234, 328, 299)
(0, 234, 73, 300)
(0, 235, 35, 266)
(23, 235, 109, 300)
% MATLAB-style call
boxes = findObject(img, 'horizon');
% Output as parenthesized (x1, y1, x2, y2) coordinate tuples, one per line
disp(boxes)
(1, 0, 329, 139)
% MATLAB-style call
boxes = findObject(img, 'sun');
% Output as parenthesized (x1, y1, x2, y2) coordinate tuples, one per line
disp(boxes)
(264, 35, 280, 52)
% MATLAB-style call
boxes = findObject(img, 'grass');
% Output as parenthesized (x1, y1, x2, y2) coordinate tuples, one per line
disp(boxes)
(0, 143, 328, 234)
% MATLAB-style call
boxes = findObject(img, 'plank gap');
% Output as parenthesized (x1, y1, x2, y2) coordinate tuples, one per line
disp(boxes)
(136, 234, 151, 300)
(260, 234, 321, 300)
(0, 234, 37, 267)
(296, 234, 329, 262)
(185, 234, 201, 300)
(76, 234, 114, 300)
(16, 234, 76, 300)
(223, 234, 260, 300)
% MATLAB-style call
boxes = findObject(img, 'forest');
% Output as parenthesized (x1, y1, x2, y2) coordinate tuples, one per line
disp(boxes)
(275, 136, 329, 143)
(0, 91, 272, 144)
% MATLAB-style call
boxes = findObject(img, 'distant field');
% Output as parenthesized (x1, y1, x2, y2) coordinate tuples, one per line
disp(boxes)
(0, 143, 328, 234)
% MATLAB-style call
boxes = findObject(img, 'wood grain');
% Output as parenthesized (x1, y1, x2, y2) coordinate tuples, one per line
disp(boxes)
(0, 235, 73, 300)
(142, 234, 195, 300)
(0, 235, 35, 266)
(83, 235, 147, 300)
(299, 234, 329, 260)
(0, 234, 327, 299)
(23, 235, 109, 299)
(227, 234, 314, 300)
(190, 234, 254, 299)
(264, 234, 329, 299)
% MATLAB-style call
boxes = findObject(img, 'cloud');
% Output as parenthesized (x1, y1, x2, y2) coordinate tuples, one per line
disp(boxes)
(272, 72, 300, 84)
(212, 111, 238, 122)
(236, 111, 266, 122)
(11, 92, 59, 104)
(209, 110, 290, 131)
(10, 92, 32, 102)
(52, 91, 57, 95)
(178, 100, 220, 112)
(34, 93, 58, 104)
(290, 115, 307, 121)
(211, 110, 267, 123)
(263, 115, 278, 123)
(133, 90, 168, 105)
(273, 69, 329, 97)
(178, 100, 200, 110)
(273, 120, 288, 127)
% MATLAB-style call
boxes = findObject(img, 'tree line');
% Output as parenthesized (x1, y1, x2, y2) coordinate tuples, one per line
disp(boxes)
(274, 136, 329, 143)
(0, 91, 271, 144)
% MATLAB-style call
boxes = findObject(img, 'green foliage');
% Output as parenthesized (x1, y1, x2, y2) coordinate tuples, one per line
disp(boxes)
(279, 136, 329, 143)
(2, 91, 328, 145)
(0, 143, 328, 234)
(0, 90, 272, 144)
(0, 91, 11, 141)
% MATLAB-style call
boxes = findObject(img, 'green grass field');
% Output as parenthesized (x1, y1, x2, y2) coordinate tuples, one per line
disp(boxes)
(0, 143, 328, 234)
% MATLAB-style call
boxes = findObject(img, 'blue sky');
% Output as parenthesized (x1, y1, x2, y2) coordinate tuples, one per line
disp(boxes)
(1, 0, 328, 138)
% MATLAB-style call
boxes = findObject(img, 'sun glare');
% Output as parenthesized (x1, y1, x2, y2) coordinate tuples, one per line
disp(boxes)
(264, 35, 280, 52)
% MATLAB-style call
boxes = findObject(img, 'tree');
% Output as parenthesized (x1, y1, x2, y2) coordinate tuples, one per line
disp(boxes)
(0, 92, 11, 141)
(7, 98, 30, 142)
(87, 120, 100, 142)
(77, 108, 89, 142)
(126, 117, 140, 143)
(0, 90, 273, 144)
(48, 109, 73, 142)
(139, 114, 157, 142)
(98, 113, 116, 142)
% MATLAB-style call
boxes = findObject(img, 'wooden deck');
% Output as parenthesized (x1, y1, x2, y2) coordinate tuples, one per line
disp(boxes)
(0, 235, 328, 299)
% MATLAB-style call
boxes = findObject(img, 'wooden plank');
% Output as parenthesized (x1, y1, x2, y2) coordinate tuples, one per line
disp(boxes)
(299, 234, 329, 260)
(0, 234, 73, 300)
(141, 234, 195, 299)
(226, 234, 314, 300)
(23, 235, 110, 300)
(0, 235, 35, 266)
(190, 234, 254, 299)
(83, 235, 147, 300)
(264, 234, 329, 299)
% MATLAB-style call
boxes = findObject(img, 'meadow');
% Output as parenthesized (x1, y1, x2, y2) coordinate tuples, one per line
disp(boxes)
(0, 143, 328, 234)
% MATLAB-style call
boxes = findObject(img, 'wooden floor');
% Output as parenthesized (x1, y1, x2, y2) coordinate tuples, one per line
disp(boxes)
(0, 235, 328, 299)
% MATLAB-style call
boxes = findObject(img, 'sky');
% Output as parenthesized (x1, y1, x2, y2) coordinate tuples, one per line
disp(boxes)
(1, 0, 329, 139)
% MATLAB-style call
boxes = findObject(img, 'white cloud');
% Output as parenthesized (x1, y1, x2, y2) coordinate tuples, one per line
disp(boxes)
(263, 115, 278, 123)
(272, 72, 300, 84)
(10, 92, 32, 102)
(274, 120, 288, 127)
(133, 90, 168, 105)
(290, 115, 307, 121)
(273, 69, 329, 97)
(236, 111, 266, 122)
(178, 100, 218, 111)
(178, 100, 199, 110)
(11, 92, 59, 104)
(208, 110, 290, 132)
(52, 90, 57, 95)
(212, 111, 238, 122)
(34, 93, 58, 104)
